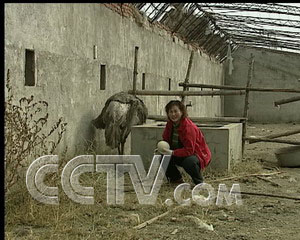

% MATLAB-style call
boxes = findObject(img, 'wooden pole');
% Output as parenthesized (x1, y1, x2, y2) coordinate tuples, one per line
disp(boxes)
(244, 137, 300, 145)
(238, 191, 300, 201)
(248, 128, 300, 144)
(274, 96, 300, 107)
(179, 83, 300, 93)
(242, 54, 254, 155)
(133, 205, 184, 230)
(148, 114, 247, 123)
(209, 171, 283, 183)
(182, 51, 194, 104)
(127, 90, 245, 96)
(132, 46, 139, 96)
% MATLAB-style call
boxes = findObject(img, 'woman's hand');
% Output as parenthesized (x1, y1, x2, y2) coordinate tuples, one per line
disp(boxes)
(159, 148, 173, 155)
(154, 148, 173, 155)
(153, 148, 159, 155)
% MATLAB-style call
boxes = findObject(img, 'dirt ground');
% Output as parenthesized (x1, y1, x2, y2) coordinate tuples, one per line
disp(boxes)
(5, 123, 300, 240)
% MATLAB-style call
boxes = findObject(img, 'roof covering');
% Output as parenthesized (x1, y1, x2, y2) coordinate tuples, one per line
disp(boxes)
(133, 3, 300, 62)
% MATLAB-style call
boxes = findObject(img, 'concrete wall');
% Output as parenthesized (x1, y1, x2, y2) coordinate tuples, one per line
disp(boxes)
(5, 3, 224, 158)
(224, 46, 300, 123)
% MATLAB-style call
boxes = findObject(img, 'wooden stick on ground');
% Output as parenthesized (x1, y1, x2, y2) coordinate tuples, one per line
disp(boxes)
(255, 176, 281, 187)
(244, 137, 300, 145)
(208, 171, 284, 183)
(218, 190, 300, 201)
(133, 205, 184, 230)
(239, 191, 300, 201)
(248, 128, 300, 144)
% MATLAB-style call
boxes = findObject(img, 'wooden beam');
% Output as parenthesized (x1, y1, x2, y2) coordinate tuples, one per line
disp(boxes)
(179, 83, 300, 93)
(242, 54, 254, 155)
(128, 90, 245, 96)
(274, 96, 300, 107)
(132, 46, 139, 96)
(148, 114, 247, 123)
(182, 51, 194, 104)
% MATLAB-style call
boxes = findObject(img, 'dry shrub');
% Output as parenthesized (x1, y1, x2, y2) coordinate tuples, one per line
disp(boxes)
(5, 69, 67, 193)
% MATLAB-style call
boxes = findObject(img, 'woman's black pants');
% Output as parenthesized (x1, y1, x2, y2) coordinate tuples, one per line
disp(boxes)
(165, 155, 204, 184)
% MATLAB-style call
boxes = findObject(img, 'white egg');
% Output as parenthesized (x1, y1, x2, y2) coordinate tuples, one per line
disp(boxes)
(157, 141, 170, 152)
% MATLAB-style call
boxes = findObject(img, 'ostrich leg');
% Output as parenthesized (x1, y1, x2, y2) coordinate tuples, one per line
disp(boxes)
(120, 141, 125, 155)
(117, 145, 121, 155)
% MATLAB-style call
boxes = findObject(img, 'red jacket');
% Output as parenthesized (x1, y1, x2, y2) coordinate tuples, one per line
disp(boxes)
(162, 117, 211, 170)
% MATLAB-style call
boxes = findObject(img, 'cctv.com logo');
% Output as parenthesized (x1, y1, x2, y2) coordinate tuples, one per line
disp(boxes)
(26, 155, 242, 206)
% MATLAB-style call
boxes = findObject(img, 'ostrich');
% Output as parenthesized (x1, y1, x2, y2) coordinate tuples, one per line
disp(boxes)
(91, 92, 148, 155)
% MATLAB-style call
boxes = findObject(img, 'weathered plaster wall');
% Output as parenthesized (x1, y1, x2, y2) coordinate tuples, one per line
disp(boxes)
(224, 46, 300, 123)
(5, 3, 224, 158)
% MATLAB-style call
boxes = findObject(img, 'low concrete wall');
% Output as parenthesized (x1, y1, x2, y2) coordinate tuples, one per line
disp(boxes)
(5, 3, 224, 158)
(224, 46, 300, 123)
(131, 122, 243, 172)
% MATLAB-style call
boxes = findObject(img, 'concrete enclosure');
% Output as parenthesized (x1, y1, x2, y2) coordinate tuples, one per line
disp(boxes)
(131, 122, 243, 172)
(224, 46, 300, 123)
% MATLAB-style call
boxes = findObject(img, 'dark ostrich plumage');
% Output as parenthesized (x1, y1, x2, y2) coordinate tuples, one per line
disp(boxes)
(91, 92, 148, 155)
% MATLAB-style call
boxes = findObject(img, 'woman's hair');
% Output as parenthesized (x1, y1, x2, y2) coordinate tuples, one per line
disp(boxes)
(165, 100, 188, 120)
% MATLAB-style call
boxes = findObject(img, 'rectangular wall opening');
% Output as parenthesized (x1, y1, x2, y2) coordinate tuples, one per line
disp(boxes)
(100, 64, 106, 90)
(168, 78, 171, 91)
(142, 73, 146, 90)
(25, 49, 35, 86)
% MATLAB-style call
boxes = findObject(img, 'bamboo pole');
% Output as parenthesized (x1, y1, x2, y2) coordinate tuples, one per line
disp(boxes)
(242, 54, 254, 155)
(244, 137, 300, 145)
(182, 51, 194, 104)
(274, 96, 300, 107)
(248, 129, 300, 144)
(132, 46, 139, 96)
(148, 114, 247, 123)
(128, 90, 245, 96)
(179, 83, 300, 93)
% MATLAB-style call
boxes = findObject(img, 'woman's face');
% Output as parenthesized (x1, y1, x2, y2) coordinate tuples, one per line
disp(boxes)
(168, 105, 183, 124)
